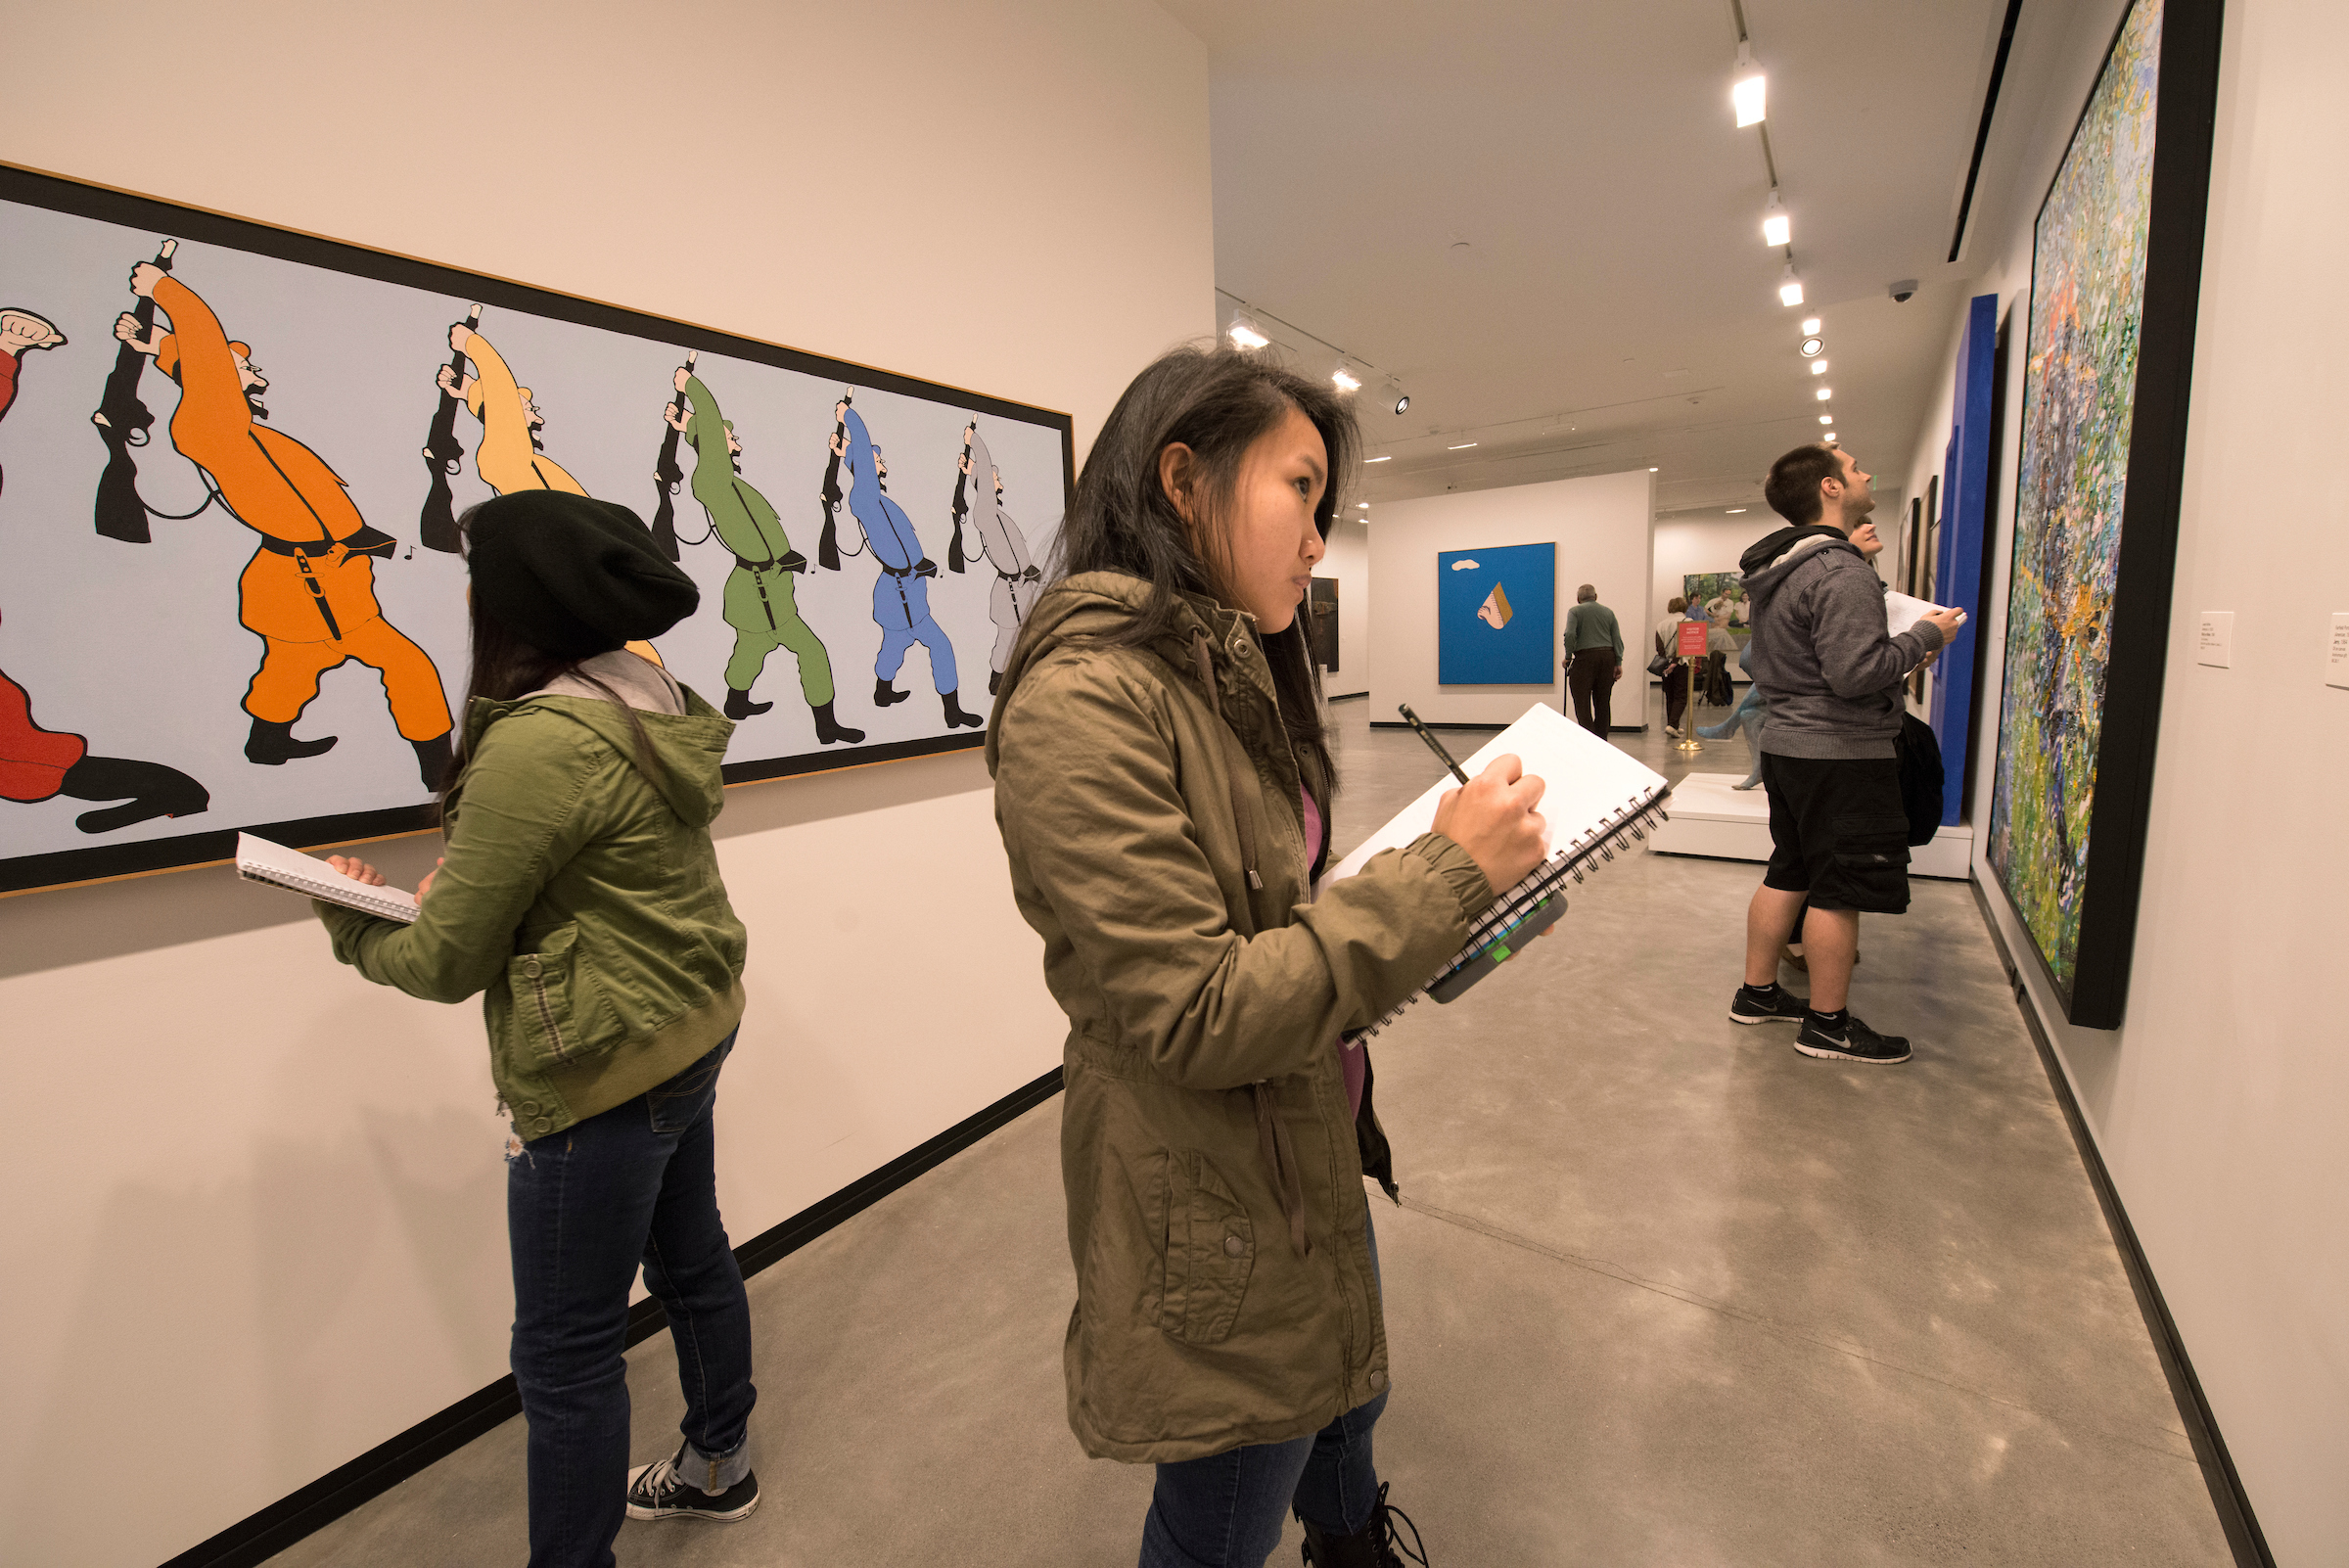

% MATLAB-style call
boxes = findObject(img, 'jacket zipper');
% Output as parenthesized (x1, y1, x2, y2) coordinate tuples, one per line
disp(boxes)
(530, 971, 569, 1062)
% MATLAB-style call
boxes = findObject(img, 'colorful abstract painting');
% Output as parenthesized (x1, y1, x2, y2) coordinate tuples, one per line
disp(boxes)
(1437, 544, 1555, 683)
(1987, 0, 2162, 996)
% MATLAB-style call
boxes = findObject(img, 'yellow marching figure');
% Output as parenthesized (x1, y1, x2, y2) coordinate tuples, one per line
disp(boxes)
(438, 323, 663, 666)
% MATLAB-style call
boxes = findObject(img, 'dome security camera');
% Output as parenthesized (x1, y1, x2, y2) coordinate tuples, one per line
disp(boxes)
(1888, 279, 1919, 303)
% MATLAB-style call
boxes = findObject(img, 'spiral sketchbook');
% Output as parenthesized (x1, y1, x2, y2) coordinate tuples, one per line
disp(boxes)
(235, 832, 420, 924)
(1318, 703, 1671, 1040)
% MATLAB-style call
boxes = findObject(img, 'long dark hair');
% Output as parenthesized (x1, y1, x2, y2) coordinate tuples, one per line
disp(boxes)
(440, 503, 663, 817)
(1052, 343, 1356, 806)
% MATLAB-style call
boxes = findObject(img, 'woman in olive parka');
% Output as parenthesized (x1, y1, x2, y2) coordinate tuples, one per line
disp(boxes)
(988, 346, 1548, 1567)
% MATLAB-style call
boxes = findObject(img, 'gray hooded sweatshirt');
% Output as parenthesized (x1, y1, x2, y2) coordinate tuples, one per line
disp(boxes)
(1737, 524, 1945, 760)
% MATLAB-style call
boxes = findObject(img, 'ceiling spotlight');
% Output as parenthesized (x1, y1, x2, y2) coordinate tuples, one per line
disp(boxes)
(1732, 42, 1767, 127)
(1778, 264, 1804, 308)
(1364, 454, 1392, 463)
(1383, 377, 1410, 415)
(1823, 432, 1838, 442)
(1800, 316, 1821, 335)
(1394, 392, 1410, 414)
(1816, 387, 1832, 400)
(1799, 336, 1825, 357)
(1762, 191, 1791, 248)
(1357, 501, 1369, 509)
(1811, 360, 1828, 374)
(1727, 508, 1747, 514)
(1448, 441, 1479, 450)
(1818, 414, 1834, 425)
(1332, 366, 1362, 393)
(1648, 467, 1660, 473)
(1227, 310, 1269, 350)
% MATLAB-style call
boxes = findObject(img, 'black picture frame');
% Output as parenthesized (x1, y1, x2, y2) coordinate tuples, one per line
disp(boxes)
(1986, 0, 2223, 1029)
(0, 162, 1076, 897)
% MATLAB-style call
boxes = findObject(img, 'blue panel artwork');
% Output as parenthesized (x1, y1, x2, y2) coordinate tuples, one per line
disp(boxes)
(1436, 543, 1555, 684)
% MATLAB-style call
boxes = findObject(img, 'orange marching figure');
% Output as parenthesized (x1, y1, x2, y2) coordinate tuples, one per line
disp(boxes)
(117, 263, 453, 791)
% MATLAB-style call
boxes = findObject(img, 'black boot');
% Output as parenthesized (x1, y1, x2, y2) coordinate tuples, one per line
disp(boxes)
(941, 689, 985, 730)
(725, 686, 773, 720)
(988, 669, 1002, 697)
(873, 677, 910, 707)
(810, 701, 865, 746)
(1298, 1484, 1425, 1566)
(411, 731, 454, 793)
(59, 755, 210, 835)
(246, 715, 338, 765)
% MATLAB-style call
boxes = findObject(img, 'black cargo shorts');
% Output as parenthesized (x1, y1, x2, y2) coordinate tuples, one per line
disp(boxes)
(1758, 753, 1911, 914)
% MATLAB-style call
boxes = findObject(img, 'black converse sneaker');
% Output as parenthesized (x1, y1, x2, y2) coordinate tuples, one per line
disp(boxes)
(624, 1445, 761, 1523)
(1728, 982, 1808, 1025)
(1794, 1012, 1911, 1064)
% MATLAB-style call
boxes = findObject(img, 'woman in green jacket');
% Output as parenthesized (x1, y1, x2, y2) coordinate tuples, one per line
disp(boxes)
(322, 490, 760, 1568)
(988, 347, 1548, 1567)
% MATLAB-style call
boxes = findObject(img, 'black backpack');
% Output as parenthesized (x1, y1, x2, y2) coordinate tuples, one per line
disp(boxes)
(1896, 713, 1945, 847)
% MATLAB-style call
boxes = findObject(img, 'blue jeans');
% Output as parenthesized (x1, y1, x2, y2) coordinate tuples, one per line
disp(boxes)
(1139, 1216, 1388, 1568)
(506, 1032, 756, 1568)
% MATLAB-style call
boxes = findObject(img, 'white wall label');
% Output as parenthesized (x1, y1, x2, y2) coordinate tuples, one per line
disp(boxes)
(2196, 611, 2234, 669)
(2328, 613, 2349, 690)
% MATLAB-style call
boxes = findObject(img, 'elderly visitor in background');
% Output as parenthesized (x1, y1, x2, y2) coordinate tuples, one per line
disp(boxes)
(1562, 582, 1625, 739)
(1654, 594, 1693, 737)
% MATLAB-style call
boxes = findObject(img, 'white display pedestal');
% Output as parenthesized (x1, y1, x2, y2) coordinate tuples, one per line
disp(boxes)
(1649, 772, 1973, 880)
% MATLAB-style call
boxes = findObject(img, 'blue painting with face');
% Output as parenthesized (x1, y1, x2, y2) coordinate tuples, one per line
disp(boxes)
(1437, 543, 1556, 684)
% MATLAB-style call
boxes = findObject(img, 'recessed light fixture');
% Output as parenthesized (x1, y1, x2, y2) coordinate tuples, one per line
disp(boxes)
(1816, 387, 1832, 400)
(1800, 316, 1821, 335)
(1448, 441, 1479, 450)
(1357, 502, 1369, 509)
(1227, 311, 1269, 350)
(1800, 336, 1824, 357)
(1732, 42, 1767, 127)
(1762, 191, 1791, 248)
(1648, 467, 1660, 473)
(1778, 264, 1804, 307)
(1363, 455, 1392, 463)
(1819, 414, 1834, 425)
(1823, 431, 1837, 441)
(1811, 360, 1828, 375)
(1727, 507, 1747, 513)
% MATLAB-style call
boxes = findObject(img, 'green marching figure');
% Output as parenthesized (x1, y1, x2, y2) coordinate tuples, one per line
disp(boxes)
(663, 364, 864, 744)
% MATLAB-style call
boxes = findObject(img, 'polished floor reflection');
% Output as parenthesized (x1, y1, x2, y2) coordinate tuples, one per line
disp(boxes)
(270, 691, 2231, 1566)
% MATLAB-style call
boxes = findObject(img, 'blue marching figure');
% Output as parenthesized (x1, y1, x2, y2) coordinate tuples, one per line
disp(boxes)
(841, 406, 984, 729)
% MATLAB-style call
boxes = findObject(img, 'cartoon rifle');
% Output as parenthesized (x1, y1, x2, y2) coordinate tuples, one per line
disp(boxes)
(650, 349, 697, 561)
(91, 238, 177, 544)
(418, 303, 484, 554)
(816, 392, 850, 571)
(947, 422, 972, 575)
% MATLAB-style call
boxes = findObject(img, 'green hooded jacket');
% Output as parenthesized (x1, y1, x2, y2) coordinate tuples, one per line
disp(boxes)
(987, 573, 1495, 1463)
(316, 682, 749, 1140)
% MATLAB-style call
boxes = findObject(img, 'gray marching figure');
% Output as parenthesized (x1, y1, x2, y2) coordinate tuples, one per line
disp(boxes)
(947, 420, 1040, 697)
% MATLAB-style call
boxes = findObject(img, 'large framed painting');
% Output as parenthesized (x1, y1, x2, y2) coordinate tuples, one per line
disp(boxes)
(1682, 571, 1752, 653)
(1924, 294, 2005, 825)
(0, 163, 1072, 897)
(1437, 543, 1555, 684)
(1985, 0, 2222, 1029)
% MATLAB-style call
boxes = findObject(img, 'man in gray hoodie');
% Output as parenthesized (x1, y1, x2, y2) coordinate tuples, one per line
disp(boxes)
(1726, 443, 1962, 1063)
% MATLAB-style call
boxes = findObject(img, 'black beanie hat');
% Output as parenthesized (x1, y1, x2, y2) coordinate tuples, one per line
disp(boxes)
(465, 491, 699, 658)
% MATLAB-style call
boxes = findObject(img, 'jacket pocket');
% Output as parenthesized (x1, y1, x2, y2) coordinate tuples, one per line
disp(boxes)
(1826, 813, 1912, 912)
(508, 923, 627, 1069)
(1158, 1150, 1257, 1346)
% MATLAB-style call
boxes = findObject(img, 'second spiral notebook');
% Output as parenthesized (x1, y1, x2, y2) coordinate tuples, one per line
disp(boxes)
(1317, 702, 1672, 1035)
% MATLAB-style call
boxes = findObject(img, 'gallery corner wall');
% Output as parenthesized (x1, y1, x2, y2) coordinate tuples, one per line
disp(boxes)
(0, 3, 1211, 1566)
(1320, 518, 1370, 699)
(1911, 0, 2348, 1555)
(1367, 471, 1653, 727)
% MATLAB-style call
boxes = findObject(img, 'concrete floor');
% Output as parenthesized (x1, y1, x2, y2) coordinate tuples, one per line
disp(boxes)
(270, 690, 2234, 1566)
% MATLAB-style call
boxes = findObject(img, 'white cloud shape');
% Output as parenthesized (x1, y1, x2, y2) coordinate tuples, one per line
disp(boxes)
(1450, 558, 1481, 571)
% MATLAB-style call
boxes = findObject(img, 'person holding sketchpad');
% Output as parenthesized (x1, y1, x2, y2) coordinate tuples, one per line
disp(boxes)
(988, 344, 1547, 1568)
(1728, 443, 1962, 1065)
(311, 490, 763, 1565)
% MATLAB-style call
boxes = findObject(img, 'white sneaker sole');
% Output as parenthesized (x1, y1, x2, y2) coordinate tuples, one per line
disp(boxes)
(625, 1493, 760, 1523)
(1727, 1009, 1803, 1026)
(1793, 1038, 1911, 1064)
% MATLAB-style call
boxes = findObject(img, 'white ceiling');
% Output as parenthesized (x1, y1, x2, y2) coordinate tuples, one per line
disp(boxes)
(1159, 0, 2044, 520)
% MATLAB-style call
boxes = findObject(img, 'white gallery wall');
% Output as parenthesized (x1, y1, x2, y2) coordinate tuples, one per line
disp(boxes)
(1319, 517, 1370, 699)
(1367, 471, 1653, 726)
(1901, 0, 2348, 1556)
(0, 3, 1211, 1566)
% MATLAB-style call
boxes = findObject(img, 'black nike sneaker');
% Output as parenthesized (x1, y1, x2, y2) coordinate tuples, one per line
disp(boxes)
(1794, 1012, 1911, 1064)
(1728, 982, 1807, 1026)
